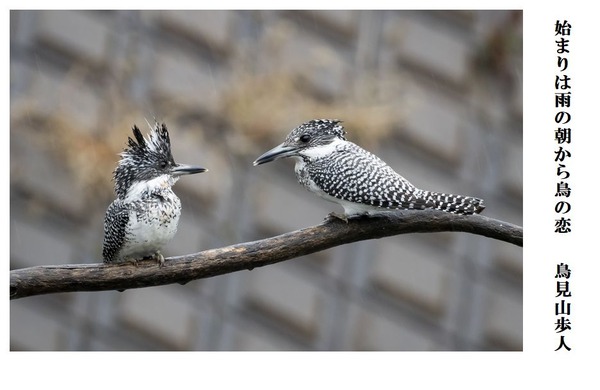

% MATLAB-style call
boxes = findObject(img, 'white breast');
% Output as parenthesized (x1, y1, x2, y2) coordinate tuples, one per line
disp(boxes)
(120, 198, 181, 260)
(118, 176, 182, 260)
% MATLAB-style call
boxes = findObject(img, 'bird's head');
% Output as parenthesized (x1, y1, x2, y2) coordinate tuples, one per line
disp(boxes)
(253, 119, 346, 166)
(113, 122, 207, 198)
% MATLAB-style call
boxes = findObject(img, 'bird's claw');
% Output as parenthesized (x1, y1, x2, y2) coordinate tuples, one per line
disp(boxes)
(154, 252, 165, 267)
(325, 212, 349, 223)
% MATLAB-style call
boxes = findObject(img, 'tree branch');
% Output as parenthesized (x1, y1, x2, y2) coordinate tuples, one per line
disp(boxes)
(10, 210, 522, 299)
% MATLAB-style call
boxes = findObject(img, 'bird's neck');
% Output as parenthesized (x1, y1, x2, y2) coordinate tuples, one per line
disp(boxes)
(123, 174, 177, 202)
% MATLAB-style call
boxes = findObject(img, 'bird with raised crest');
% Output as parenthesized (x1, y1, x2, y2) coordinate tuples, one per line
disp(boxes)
(102, 122, 207, 266)
(253, 119, 484, 220)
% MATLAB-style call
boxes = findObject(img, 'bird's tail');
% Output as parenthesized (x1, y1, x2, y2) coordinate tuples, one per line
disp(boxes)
(423, 191, 485, 215)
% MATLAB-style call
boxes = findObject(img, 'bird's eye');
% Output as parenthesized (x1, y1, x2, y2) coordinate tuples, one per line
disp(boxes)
(160, 161, 168, 169)
(299, 134, 311, 143)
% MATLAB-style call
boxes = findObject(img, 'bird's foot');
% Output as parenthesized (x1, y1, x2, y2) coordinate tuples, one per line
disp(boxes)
(325, 212, 349, 223)
(153, 252, 165, 267)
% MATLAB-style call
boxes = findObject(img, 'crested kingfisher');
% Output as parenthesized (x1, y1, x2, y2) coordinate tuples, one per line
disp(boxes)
(253, 119, 484, 219)
(102, 122, 207, 265)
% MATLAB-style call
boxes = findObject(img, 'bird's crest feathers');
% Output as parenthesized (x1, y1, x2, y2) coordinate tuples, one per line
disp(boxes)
(113, 122, 175, 198)
(286, 119, 346, 143)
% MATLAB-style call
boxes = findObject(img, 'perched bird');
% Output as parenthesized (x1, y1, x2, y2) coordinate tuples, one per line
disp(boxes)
(253, 119, 484, 219)
(102, 123, 207, 265)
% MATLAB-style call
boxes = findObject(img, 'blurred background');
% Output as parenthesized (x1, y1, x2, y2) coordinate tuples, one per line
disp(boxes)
(10, 10, 522, 350)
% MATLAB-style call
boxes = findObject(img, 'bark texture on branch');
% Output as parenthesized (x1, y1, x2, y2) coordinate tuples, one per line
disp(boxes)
(10, 210, 522, 299)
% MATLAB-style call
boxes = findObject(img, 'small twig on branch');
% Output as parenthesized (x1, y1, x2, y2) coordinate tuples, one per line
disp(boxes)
(10, 210, 522, 299)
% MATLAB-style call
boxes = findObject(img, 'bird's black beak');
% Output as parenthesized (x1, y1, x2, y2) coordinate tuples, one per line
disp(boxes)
(253, 143, 297, 166)
(171, 164, 208, 176)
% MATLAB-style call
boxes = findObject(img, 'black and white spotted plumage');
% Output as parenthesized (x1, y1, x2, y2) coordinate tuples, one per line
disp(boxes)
(102, 123, 206, 264)
(102, 200, 130, 262)
(253, 119, 484, 217)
